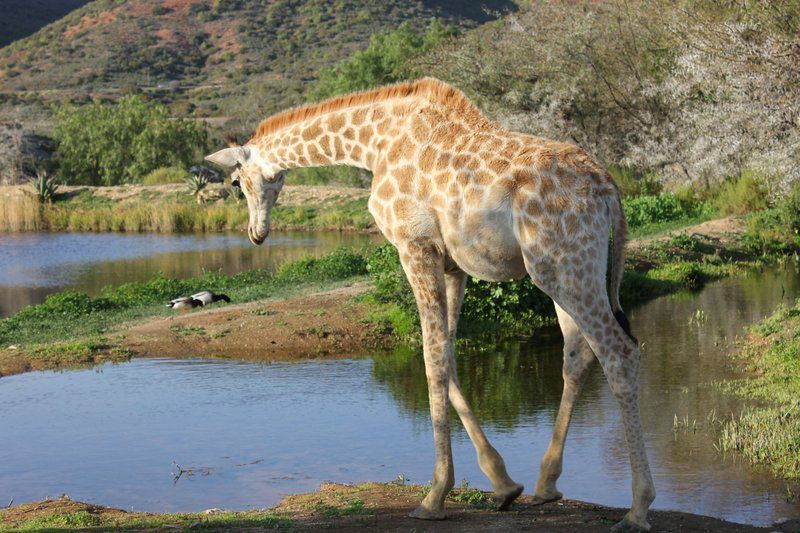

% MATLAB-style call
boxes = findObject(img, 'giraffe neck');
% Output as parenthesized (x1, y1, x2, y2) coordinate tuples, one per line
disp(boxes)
(253, 101, 403, 173)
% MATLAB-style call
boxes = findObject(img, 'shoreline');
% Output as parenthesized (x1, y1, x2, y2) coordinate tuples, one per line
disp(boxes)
(0, 482, 788, 531)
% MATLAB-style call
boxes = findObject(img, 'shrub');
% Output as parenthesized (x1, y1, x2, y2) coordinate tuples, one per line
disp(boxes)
(712, 171, 770, 216)
(780, 180, 800, 232)
(309, 19, 455, 101)
(142, 166, 191, 185)
(276, 247, 369, 283)
(30, 171, 58, 203)
(608, 166, 661, 198)
(623, 194, 705, 228)
(54, 95, 208, 185)
(365, 242, 555, 332)
(186, 174, 209, 203)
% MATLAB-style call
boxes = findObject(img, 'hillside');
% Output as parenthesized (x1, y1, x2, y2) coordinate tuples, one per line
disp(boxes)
(0, 0, 515, 128)
(0, 1, 91, 48)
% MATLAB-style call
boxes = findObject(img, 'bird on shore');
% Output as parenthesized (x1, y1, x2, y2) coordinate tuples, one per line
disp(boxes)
(191, 291, 231, 306)
(167, 296, 204, 311)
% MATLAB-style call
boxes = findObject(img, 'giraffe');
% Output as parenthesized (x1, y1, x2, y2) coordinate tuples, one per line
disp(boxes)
(205, 78, 655, 532)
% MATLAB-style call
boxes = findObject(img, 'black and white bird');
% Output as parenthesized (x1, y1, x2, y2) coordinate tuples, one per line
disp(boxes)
(191, 291, 231, 306)
(166, 296, 204, 311)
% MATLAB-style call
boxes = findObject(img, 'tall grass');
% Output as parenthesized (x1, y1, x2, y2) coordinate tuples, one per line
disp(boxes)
(0, 194, 373, 233)
(0, 194, 44, 231)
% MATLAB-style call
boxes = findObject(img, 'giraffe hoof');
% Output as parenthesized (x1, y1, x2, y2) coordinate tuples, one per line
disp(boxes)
(610, 517, 650, 532)
(494, 483, 524, 511)
(530, 490, 562, 506)
(409, 505, 447, 520)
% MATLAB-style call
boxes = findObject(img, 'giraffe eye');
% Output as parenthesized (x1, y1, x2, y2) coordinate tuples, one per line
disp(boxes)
(231, 178, 240, 188)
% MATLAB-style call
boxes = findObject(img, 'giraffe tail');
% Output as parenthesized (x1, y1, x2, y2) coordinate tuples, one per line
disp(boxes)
(607, 190, 636, 342)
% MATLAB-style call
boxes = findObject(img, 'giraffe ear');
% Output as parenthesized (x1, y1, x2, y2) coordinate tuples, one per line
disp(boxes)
(205, 146, 250, 168)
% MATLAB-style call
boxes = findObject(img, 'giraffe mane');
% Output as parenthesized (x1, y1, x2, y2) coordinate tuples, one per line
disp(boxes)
(250, 78, 489, 141)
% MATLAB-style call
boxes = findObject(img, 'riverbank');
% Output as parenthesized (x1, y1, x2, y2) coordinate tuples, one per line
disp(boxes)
(719, 298, 800, 479)
(0, 482, 786, 531)
(1, 214, 792, 378)
(0, 183, 374, 233)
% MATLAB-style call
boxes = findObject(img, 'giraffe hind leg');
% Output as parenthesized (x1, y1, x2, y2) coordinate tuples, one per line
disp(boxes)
(524, 257, 655, 531)
(533, 303, 596, 505)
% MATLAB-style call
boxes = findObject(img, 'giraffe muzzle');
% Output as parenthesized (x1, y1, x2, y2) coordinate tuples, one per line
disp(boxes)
(248, 225, 268, 245)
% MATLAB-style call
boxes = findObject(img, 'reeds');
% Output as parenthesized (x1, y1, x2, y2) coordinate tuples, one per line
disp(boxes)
(0, 198, 250, 233)
(0, 194, 44, 231)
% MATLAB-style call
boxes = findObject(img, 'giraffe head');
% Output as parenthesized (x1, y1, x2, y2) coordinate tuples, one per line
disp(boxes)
(205, 137, 285, 245)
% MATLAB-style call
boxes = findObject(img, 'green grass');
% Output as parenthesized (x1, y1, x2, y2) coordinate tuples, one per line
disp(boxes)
(718, 300, 800, 478)
(316, 498, 375, 517)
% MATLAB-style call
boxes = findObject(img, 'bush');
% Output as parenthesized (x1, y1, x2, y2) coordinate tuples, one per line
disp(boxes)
(276, 247, 369, 283)
(365, 242, 555, 332)
(608, 166, 661, 198)
(712, 171, 770, 216)
(780, 180, 800, 232)
(142, 166, 191, 185)
(308, 19, 455, 101)
(54, 95, 208, 185)
(623, 193, 707, 229)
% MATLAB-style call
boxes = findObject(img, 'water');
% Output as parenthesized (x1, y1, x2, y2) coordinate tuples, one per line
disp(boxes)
(1, 264, 799, 525)
(0, 231, 379, 317)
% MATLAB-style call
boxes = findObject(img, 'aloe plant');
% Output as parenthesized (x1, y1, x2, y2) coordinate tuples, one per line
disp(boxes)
(186, 174, 209, 204)
(31, 171, 59, 204)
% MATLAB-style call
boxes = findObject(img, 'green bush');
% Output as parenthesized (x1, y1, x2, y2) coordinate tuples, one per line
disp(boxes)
(276, 246, 369, 283)
(365, 242, 555, 332)
(712, 171, 770, 216)
(608, 166, 662, 198)
(308, 19, 455, 101)
(780, 180, 800, 232)
(623, 193, 698, 228)
(54, 95, 208, 186)
(142, 166, 191, 185)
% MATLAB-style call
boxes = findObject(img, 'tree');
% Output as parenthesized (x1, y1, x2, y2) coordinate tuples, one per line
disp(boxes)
(53, 95, 208, 185)
(308, 19, 456, 101)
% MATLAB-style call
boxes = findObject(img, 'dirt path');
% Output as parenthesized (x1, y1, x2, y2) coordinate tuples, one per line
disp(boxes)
(1, 483, 791, 531)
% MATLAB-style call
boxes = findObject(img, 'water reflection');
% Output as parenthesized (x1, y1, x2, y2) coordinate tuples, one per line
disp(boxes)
(0, 231, 380, 317)
(0, 264, 798, 525)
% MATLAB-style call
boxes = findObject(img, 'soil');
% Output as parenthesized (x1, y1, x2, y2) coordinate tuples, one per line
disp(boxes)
(1, 483, 795, 532)
(112, 281, 393, 363)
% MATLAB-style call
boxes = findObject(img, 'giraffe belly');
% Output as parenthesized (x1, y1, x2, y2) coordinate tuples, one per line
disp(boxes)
(443, 211, 527, 282)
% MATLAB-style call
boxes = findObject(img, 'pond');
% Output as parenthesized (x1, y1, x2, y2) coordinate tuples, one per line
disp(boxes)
(0, 231, 380, 317)
(1, 264, 799, 525)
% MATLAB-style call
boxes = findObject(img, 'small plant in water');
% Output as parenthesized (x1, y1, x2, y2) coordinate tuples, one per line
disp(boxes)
(31, 171, 59, 203)
(688, 308, 708, 325)
(187, 173, 209, 204)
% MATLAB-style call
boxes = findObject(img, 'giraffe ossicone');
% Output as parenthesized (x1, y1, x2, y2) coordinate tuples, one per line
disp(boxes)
(205, 78, 655, 532)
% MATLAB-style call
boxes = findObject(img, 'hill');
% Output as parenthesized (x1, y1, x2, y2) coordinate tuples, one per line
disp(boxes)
(0, 1, 91, 48)
(0, 0, 516, 128)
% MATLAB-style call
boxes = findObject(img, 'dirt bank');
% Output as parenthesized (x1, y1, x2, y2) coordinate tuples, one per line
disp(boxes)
(112, 281, 391, 362)
(1, 482, 792, 531)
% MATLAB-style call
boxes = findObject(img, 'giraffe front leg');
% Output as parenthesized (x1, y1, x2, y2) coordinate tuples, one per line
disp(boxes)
(444, 271, 523, 510)
(399, 240, 455, 520)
